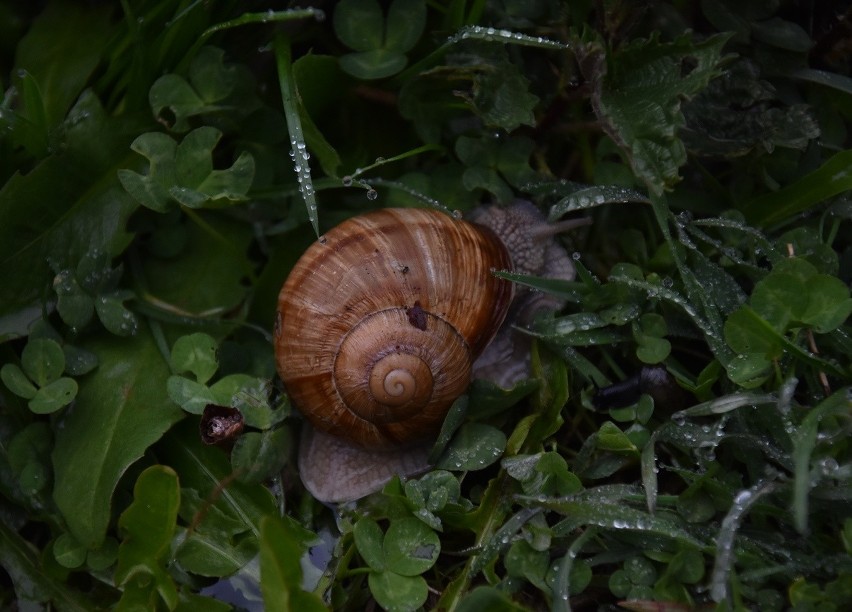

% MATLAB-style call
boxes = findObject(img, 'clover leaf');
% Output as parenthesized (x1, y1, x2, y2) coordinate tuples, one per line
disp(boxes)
(118, 126, 255, 212)
(333, 0, 426, 79)
(1, 338, 78, 414)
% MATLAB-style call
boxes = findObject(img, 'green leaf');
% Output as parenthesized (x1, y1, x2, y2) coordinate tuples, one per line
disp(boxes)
(53, 533, 87, 569)
(368, 571, 428, 611)
(170, 333, 219, 384)
(802, 275, 852, 333)
(94, 293, 138, 336)
(583, 32, 731, 195)
(141, 212, 253, 316)
(383, 517, 440, 576)
(339, 50, 408, 80)
(29, 377, 77, 414)
(166, 376, 216, 415)
(119, 127, 255, 212)
(175, 530, 257, 577)
(1, 363, 37, 399)
(230, 428, 290, 483)
(525, 498, 703, 548)
(354, 518, 386, 571)
(437, 423, 506, 471)
(54, 270, 95, 329)
(159, 420, 277, 538)
(13, 2, 112, 130)
(115, 466, 180, 610)
(259, 515, 326, 612)
(334, 0, 384, 52)
(22, 338, 65, 387)
(472, 57, 539, 130)
(385, 0, 426, 53)
(0, 91, 143, 339)
(744, 150, 852, 226)
(52, 330, 184, 548)
(597, 422, 639, 453)
(0, 520, 94, 610)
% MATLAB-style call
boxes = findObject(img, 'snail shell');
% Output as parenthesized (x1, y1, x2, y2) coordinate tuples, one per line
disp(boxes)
(274, 207, 514, 451)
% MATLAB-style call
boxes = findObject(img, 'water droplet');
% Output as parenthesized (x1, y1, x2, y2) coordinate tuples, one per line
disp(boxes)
(571, 252, 581, 261)
(342, 175, 353, 187)
(366, 189, 378, 201)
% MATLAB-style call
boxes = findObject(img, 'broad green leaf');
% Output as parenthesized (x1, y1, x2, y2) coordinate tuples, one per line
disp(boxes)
(14, 2, 112, 129)
(115, 466, 180, 610)
(157, 420, 277, 538)
(259, 515, 326, 612)
(52, 330, 184, 548)
(175, 530, 257, 577)
(141, 212, 253, 316)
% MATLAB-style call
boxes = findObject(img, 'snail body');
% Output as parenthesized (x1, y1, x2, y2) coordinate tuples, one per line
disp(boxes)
(275, 204, 582, 502)
(275, 208, 513, 451)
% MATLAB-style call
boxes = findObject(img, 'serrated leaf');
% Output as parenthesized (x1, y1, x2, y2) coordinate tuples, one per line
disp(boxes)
(52, 330, 184, 548)
(582, 32, 731, 195)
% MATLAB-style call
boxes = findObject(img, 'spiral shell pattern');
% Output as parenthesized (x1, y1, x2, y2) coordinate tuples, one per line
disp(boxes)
(274, 208, 513, 449)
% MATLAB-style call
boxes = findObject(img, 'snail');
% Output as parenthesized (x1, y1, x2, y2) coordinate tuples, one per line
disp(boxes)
(274, 202, 586, 502)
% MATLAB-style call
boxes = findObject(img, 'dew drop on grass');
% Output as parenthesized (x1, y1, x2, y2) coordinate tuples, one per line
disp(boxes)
(366, 189, 378, 201)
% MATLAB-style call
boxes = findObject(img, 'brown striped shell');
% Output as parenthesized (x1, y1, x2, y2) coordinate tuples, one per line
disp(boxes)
(274, 208, 513, 450)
